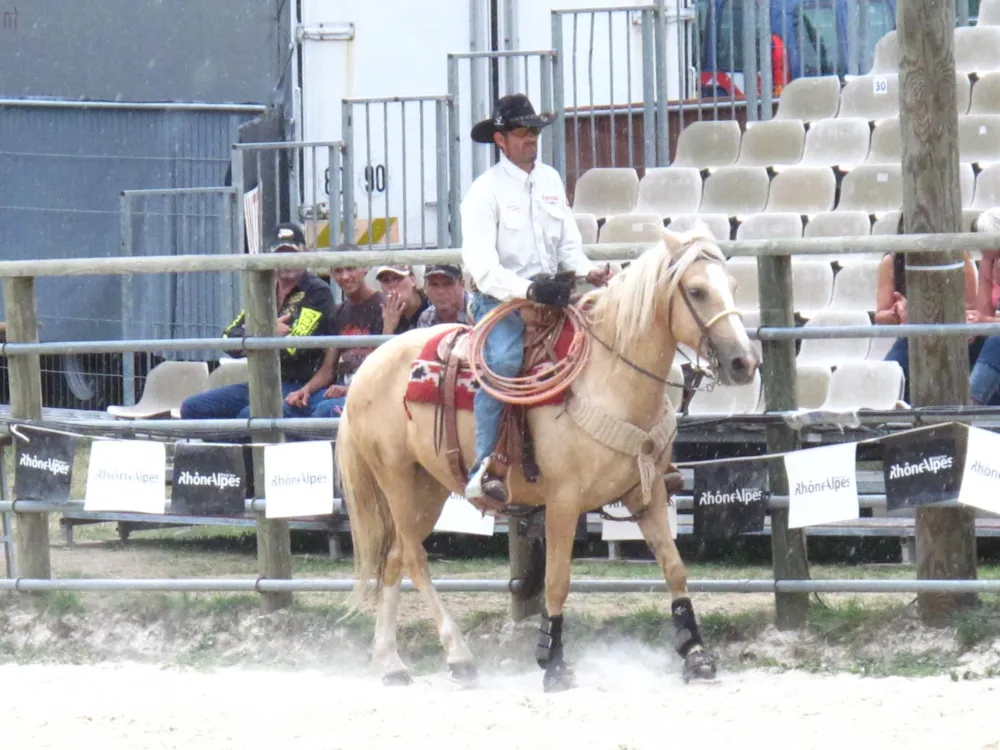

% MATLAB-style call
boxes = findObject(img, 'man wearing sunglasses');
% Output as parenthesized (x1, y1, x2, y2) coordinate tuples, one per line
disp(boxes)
(460, 93, 611, 504)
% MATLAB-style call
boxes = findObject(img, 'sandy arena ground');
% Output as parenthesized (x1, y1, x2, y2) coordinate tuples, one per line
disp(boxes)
(4, 647, 1000, 750)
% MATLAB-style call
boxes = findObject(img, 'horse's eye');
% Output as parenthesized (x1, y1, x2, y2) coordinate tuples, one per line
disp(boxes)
(689, 287, 706, 301)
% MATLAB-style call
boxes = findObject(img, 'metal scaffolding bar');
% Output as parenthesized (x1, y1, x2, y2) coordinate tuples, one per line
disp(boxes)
(0, 577, 996, 594)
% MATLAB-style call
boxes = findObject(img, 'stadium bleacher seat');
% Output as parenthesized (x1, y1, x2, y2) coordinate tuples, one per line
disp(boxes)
(736, 119, 806, 168)
(797, 117, 872, 170)
(871, 209, 901, 235)
(107, 360, 210, 420)
(838, 75, 899, 121)
(835, 164, 903, 215)
(168, 358, 250, 419)
(979, 0, 1000, 26)
(958, 114, 1000, 168)
(773, 75, 842, 121)
(575, 213, 599, 244)
(699, 166, 770, 217)
(828, 259, 880, 313)
(795, 363, 833, 409)
(726, 257, 760, 312)
(635, 167, 703, 218)
(954, 27, 1000, 75)
(672, 120, 742, 170)
(736, 212, 803, 242)
(666, 213, 732, 241)
(571, 167, 639, 219)
(791, 259, 835, 319)
(865, 117, 901, 164)
(969, 72, 1000, 114)
(598, 213, 665, 244)
(803, 210, 874, 265)
(765, 166, 837, 214)
(686, 370, 762, 415)
(822, 360, 906, 411)
(869, 31, 898, 75)
(796, 309, 873, 366)
(867, 333, 895, 363)
(971, 163, 1000, 210)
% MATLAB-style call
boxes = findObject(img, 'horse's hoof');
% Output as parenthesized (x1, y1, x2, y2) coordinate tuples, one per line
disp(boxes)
(542, 662, 576, 693)
(382, 670, 413, 687)
(449, 662, 479, 688)
(682, 649, 718, 683)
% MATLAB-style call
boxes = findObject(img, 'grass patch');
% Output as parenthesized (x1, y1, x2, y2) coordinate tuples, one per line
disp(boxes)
(953, 603, 1000, 650)
(807, 599, 907, 646)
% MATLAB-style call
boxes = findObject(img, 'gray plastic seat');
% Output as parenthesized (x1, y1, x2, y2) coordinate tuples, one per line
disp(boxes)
(571, 168, 639, 218)
(969, 72, 1000, 114)
(958, 115, 1000, 167)
(765, 166, 837, 215)
(836, 165, 903, 214)
(736, 119, 806, 168)
(798, 117, 872, 170)
(575, 213, 599, 245)
(666, 214, 732, 241)
(726, 257, 760, 312)
(791, 259, 835, 319)
(107, 361, 210, 420)
(735, 213, 803, 242)
(829, 259, 880, 313)
(598, 213, 666, 244)
(803, 211, 874, 265)
(672, 120, 742, 170)
(869, 31, 899, 75)
(954, 27, 1000, 75)
(980, 0, 1000, 25)
(699, 167, 770, 217)
(971, 163, 1000, 209)
(795, 364, 833, 409)
(821, 360, 906, 411)
(838, 75, 899, 121)
(797, 310, 873, 366)
(774, 76, 842, 121)
(635, 167, 703, 218)
(865, 117, 901, 164)
(871, 209, 902, 236)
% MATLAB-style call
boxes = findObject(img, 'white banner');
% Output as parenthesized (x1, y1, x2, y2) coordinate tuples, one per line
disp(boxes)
(600, 501, 677, 541)
(785, 442, 859, 529)
(433, 493, 496, 536)
(264, 441, 335, 518)
(958, 426, 1000, 515)
(84, 440, 166, 514)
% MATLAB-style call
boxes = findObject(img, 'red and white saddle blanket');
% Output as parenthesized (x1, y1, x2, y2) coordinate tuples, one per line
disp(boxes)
(403, 322, 576, 411)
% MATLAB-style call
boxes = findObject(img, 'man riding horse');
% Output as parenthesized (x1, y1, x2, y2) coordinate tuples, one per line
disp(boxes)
(459, 93, 613, 503)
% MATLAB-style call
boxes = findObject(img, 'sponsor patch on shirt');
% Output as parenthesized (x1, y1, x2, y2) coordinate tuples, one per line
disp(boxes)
(541, 194, 560, 205)
(506, 203, 521, 212)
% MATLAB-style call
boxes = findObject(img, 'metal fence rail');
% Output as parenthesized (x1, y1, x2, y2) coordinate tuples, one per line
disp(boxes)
(1, 577, 997, 595)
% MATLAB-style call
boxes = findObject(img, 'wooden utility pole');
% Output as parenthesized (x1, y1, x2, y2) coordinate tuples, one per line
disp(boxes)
(3, 277, 50, 582)
(897, 0, 977, 625)
(245, 270, 294, 612)
(757, 257, 810, 629)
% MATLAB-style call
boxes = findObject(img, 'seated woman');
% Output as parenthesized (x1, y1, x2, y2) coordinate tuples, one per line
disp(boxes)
(968, 208, 1000, 406)
(876, 216, 981, 403)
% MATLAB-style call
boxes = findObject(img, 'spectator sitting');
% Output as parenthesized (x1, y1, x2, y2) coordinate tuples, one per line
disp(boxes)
(967, 208, 1000, 405)
(417, 264, 472, 327)
(179, 222, 334, 420)
(375, 264, 430, 334)
(287, 245, 386, 419)
(876, 215, 981, 403)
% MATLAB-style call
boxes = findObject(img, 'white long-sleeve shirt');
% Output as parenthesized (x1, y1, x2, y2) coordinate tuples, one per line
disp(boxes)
(460, 152, 595, 301)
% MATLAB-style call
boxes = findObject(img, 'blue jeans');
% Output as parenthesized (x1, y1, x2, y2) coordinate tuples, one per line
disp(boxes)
(971, 336, 1000, 405)
(311, 396, 346, 418)
(179, 382, 328, 420)
(886, 336, 996, 404)
(470, 292, 525, 476)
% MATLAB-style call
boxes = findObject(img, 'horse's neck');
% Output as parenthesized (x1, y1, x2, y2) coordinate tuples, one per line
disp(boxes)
(577, 314, 675, 427)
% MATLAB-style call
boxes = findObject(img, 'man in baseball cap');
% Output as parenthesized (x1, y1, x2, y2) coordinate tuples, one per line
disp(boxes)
(418, 265, 471, 328)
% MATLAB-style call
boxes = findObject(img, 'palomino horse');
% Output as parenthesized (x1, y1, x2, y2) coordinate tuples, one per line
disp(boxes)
(335, 226, 758, 691)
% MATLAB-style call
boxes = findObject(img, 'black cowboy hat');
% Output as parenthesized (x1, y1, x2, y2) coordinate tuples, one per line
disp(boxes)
(470, 93, 556, 144)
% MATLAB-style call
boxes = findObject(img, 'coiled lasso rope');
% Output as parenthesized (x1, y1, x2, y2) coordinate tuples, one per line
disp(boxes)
(466, 299, 591, 406)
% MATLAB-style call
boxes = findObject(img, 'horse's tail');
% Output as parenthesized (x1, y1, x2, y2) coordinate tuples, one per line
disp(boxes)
(335, 410, 395, 617)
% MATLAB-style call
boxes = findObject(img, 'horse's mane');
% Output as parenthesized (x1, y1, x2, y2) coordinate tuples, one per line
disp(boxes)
(581, 226, 727, 353)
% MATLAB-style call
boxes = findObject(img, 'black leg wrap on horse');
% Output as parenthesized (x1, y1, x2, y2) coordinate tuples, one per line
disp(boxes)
(535, 613, 564, 669)
(671, 597, 704, 658)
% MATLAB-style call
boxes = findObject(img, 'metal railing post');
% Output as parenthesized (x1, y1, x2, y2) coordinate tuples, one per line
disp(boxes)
(653, 1, 670, 166)
(551, 12, 568, 180)
(540, 52, 556, 169)
(435, 98, 451, 249)
(119, 192, 136, 407)
(641, 8, 658, 168)
(341, 105, 356, 247)
(448, 55, 463, 248)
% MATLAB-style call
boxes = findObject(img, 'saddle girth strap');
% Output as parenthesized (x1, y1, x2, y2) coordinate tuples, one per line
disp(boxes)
(441, 330, 469, 489)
